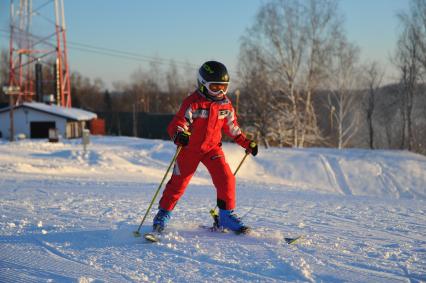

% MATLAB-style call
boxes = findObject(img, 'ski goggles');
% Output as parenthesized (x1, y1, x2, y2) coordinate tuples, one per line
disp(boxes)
(205, 82, 229, 95)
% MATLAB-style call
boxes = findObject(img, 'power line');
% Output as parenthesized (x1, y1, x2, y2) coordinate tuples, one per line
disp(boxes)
(0, 28, 198, 71)
(69, 44, 196, 69)
(0, 28, 239, 78)
(67, 41, 198, 69)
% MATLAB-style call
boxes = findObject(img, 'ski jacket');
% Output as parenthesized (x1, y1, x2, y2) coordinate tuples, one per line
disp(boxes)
(167, 90, 250, 153)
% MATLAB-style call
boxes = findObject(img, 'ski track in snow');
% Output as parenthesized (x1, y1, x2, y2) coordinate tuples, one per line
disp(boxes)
(318, 154, 352, 196)
(0, 137, 425, 282)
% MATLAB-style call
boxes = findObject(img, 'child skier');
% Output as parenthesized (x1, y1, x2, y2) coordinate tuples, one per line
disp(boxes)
(152, 61, 258, 234)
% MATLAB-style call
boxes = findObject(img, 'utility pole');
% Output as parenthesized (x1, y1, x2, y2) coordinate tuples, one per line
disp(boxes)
(2, 86, 20, 142)
(132, 98, 145, 137)
(133, 104, 137, 137)
(235, 89, 240, 116)
(9, 91, 14, 142)
(330, 106, 335, 130)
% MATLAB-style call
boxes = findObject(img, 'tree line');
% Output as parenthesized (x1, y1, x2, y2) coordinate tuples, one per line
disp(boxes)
(1, 0, 425, 155)
(237, 0, 426, 155)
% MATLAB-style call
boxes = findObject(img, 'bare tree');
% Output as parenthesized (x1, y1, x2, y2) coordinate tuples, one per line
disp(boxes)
(327, 39, 361, 149)
(70, 72, 105, 111)
(363, 62, 384, 149)
(246, 0, 307, 147)
(406, 0, 426, 76)
(394, 15, 422, 150)
(164, 61, 192, 113)
(404, 0, 426, 154)
(390, 0, 426, 155)
(299, 0, 343, 147)
(238, 47, 279, 147)
(239, 0, 344, 147)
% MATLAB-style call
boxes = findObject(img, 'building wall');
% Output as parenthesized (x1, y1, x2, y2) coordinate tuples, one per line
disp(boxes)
(66, 121, 86, 139)
(0, 108, 67, 140)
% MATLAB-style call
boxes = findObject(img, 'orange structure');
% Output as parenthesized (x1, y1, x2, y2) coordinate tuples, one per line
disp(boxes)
(8, 0, 71, 107)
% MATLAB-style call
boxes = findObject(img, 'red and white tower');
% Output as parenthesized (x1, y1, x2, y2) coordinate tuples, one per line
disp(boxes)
(8, 0, 72, 107)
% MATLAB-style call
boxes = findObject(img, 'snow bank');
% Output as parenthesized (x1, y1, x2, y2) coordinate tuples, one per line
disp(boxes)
(223, 143, 426, 200)
(1, 137, 425, 199)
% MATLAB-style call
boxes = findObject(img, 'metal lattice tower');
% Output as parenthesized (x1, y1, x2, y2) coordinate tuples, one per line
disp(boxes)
(8, 0, 71, 107)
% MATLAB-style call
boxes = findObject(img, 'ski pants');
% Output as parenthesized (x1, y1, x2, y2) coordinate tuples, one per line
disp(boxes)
(159, 145, 236, 211)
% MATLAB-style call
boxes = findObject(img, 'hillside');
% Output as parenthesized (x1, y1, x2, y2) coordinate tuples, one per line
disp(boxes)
(0, 137, 425, 282)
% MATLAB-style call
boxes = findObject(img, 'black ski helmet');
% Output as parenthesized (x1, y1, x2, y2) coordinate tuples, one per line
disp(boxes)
(197, 61, 230, 98)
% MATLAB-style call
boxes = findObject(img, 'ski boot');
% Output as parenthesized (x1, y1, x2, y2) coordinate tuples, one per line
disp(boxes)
(218, 209, 250, 234)
(152, 208, 172, 233)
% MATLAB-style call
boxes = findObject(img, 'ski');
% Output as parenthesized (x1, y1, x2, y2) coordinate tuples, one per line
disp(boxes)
(144, 232, 161, 243)
(199, 224, 221, 232)
(284, 235, 303, 245)
(200, 224, 302, 244)
(143, 224, 166, 243)
(199, 224, 251, 235)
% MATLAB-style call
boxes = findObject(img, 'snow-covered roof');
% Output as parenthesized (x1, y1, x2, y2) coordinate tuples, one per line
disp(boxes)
(0, 102, 97, 121)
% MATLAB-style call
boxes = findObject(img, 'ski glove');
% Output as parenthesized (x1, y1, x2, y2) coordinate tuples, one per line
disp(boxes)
(245, 141, 258, 156)
(173, 130, 191, 146)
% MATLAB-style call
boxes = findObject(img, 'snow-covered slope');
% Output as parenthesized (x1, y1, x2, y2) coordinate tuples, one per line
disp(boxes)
(0, 137, 425, 282)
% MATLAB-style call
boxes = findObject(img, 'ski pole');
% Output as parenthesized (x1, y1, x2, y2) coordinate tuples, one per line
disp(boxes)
(210, 150, 251, 223)
(133, 146, 182, 237)
(233, 151, 250, 176)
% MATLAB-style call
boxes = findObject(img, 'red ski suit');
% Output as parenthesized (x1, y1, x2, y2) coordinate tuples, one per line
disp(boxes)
(159, 90, 251, 211)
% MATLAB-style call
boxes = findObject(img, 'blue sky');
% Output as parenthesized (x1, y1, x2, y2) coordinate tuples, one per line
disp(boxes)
(1, 0, 409, 88)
